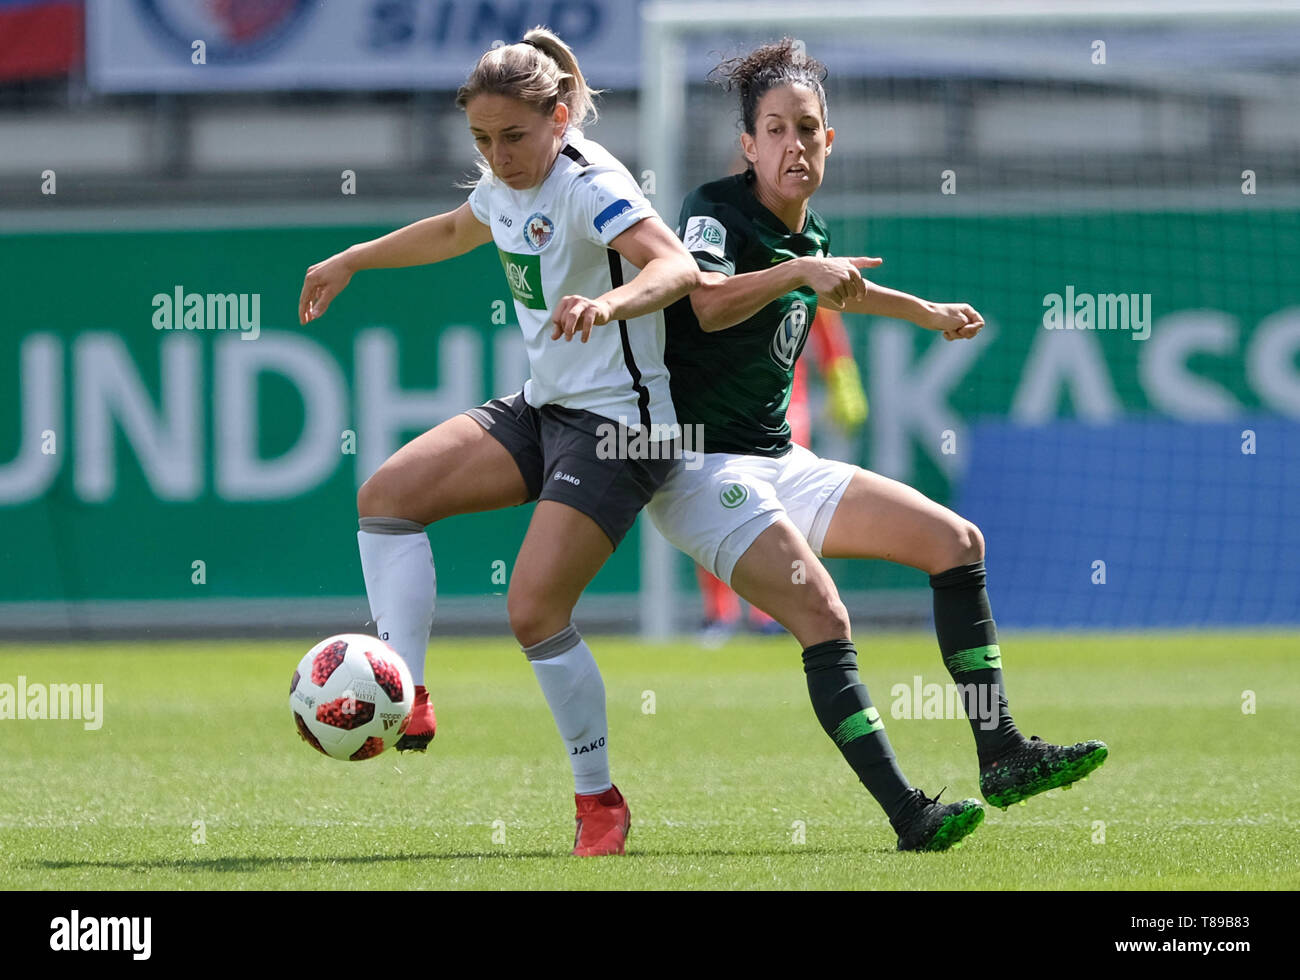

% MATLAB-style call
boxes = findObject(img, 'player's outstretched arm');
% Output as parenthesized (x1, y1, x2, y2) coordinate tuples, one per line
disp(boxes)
(842, 281, 986, 342)
(550, 216, 699, 343)
(913, 301, 986, 342)
(299, 203, 492, 324)
(689, 255, 883, 332)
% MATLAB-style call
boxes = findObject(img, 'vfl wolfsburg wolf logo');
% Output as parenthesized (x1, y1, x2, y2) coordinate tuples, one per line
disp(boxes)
(770, 299, 809, 369)
(720, 483, 749, 509)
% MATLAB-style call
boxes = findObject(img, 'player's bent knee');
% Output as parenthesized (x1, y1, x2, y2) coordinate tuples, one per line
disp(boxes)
(356, 472, 395, 519)
(966, 521, 986, 562)
(956, 519, 985, 564)
(357, 467, 436, 523)
(935, 518, 985, 571)
(814, 596, 852, 642)
(506, 590, 570, 649)
(785, 592, 851, 647)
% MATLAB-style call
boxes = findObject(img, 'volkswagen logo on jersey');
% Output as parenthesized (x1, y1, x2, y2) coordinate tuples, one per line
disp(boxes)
(523, 212, 555, 252)
(136, 0, 315, 63)
(770, 299, 810, 370)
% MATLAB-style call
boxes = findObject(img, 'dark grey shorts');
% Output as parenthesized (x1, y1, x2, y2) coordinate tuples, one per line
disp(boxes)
(463, 391, 678, 549)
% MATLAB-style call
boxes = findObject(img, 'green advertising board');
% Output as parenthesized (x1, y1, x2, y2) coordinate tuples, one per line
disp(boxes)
(2, 206, 1297, 617)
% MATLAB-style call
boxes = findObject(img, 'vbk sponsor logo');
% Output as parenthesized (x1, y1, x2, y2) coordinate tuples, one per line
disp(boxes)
(499, 250, 545, 309)
(770, 299, 809, 370)
(571, 736, 605, 755)
(136, 0, 315, 63)
(523, 212, 555, 251)
(506, 261, 532, 296)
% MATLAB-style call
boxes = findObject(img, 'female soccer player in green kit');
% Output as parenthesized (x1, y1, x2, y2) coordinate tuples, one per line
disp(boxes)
(647, 40, 1108, 851)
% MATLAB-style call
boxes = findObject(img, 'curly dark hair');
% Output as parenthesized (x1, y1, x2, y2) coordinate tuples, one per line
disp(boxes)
(709, 38, 829, 143)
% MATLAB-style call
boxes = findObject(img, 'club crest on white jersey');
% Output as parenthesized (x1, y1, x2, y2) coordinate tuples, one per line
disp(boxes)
(523, 212, 555, 252)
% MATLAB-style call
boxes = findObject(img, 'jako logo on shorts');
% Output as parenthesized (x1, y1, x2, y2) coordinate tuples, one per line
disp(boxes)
(720, 484, 749, 509)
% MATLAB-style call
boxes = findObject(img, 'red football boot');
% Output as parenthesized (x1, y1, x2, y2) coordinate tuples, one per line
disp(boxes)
(572, 784, 630, 856)
(395, 684, 437, 752)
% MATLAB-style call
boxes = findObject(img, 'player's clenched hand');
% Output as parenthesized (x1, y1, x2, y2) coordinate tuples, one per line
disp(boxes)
(550, 294, 612, 343)
(299, 251, 356, 324)
(799, 256, 883, 310)
(922, 302, 985, 341)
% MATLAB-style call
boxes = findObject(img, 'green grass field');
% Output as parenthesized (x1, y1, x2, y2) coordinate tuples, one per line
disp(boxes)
(1, 631, 1296, 890)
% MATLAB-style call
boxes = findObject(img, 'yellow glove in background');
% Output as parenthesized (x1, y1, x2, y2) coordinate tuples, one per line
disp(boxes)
(825, 356, 869, 432)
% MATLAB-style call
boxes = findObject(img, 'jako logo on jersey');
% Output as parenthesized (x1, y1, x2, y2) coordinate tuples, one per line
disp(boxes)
(553, 471, 581, 486)
(720, 483, 749, 509)
(523, 212, 554, 251)
(594, 198, 634, 236)
(770, 299, 810, 370)
(571, 736, 605, 755)
(497, 213, 513, 228)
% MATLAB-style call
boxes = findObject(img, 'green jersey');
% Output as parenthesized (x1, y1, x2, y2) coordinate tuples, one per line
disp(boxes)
(665, 173, 831, 456)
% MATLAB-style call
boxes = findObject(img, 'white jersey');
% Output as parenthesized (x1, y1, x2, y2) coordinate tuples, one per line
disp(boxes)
(467, 130, 676, 431)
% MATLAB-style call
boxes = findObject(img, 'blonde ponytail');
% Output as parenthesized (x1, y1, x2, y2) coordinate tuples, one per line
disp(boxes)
(455, 25, 602, 132)
(521, 26, 599, 131)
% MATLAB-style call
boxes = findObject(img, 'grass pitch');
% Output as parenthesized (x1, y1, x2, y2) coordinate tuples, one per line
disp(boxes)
(1, 631, 1295, 890)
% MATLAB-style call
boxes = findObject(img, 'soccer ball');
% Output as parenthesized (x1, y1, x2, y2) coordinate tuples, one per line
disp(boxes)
(289, 634, 414, 761)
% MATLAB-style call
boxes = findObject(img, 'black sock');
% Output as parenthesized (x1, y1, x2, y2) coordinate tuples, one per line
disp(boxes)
(929, 560, 1025, 764)
(802, 638, 916, 826)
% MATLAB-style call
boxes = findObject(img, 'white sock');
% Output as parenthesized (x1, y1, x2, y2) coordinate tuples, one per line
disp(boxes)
(357, 517, 434, 687)
(524, 624, 611, 796)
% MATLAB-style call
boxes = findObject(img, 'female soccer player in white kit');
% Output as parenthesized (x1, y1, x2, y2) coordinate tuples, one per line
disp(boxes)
(298, 29, 698, 856)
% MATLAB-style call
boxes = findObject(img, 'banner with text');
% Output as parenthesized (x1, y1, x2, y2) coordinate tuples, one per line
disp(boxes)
(2, 206, 1297, 625)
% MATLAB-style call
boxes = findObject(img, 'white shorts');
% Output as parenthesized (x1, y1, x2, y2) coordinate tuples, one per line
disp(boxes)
(645, 443, 858, 585)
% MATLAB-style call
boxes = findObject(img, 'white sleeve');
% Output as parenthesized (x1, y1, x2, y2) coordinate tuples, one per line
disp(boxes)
(467, 177, 491, 225)
(575, 168, 656, 246)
